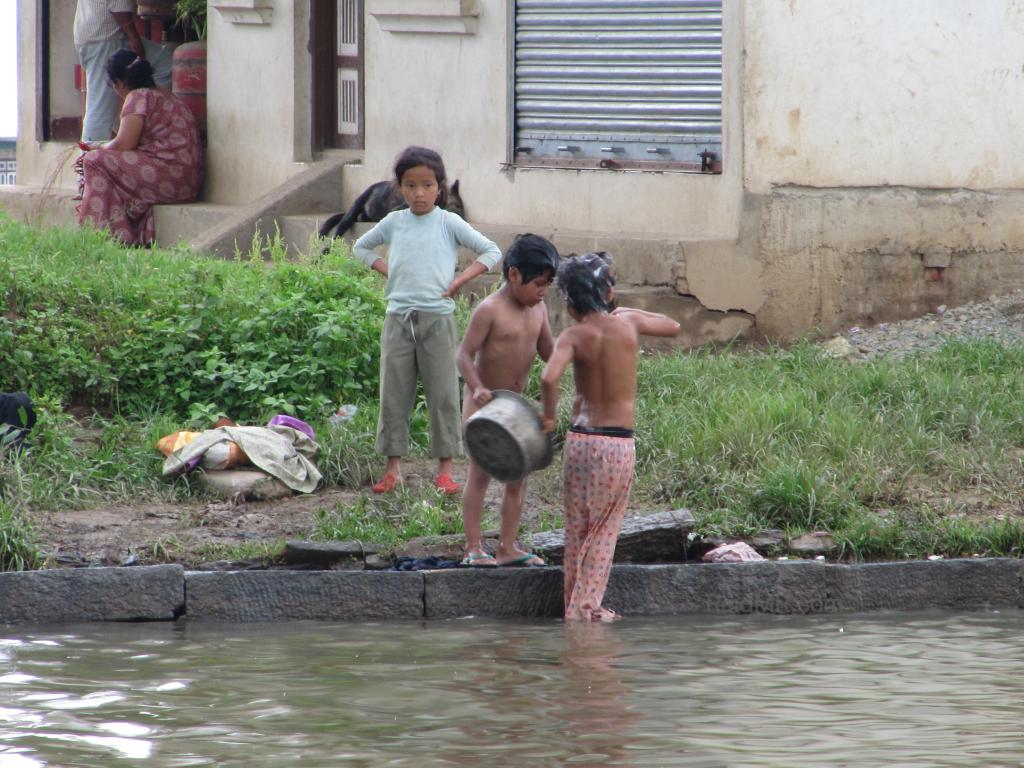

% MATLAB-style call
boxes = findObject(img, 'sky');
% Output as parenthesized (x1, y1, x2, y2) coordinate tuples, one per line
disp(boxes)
(1, 2, 17, 138)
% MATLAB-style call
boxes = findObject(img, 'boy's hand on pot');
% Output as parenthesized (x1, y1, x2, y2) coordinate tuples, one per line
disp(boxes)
(472, 387, 493, 407)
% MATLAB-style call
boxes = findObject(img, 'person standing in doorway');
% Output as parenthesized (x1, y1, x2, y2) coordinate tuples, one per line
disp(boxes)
(74, 1, 173, 144)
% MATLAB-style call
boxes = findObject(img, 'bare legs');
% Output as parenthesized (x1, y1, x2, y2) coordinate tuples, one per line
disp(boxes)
(462, 459, 490, 558)
(461, 459, 537, 564)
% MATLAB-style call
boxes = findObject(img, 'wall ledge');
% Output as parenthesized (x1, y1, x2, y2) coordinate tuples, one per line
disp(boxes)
(2, 558, 1023, 623)
(368, 0, 479, 35)
(211, 0, 273, 25)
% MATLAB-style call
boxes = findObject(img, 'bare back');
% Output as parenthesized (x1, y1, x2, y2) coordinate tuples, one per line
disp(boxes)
(541, 305, 680, 431)
(564, 314, 640, 428)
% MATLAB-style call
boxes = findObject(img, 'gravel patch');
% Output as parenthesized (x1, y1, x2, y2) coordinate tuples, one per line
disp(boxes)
(822, 290, 1024, 360)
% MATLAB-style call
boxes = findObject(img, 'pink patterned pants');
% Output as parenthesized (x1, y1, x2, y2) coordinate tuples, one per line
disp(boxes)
(562, 431, 635, 620)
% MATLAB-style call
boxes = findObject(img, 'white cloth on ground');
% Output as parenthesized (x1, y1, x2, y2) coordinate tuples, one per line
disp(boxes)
(162, 425, 322, 493)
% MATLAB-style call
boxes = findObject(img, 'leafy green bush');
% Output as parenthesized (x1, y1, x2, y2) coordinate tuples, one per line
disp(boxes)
(0, 217, 386, 422)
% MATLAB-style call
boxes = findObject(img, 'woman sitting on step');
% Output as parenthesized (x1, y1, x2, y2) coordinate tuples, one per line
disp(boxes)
(76, 49, 203, 247)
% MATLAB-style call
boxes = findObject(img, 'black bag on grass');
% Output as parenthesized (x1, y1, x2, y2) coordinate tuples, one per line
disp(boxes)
(0, 392, 36, 455)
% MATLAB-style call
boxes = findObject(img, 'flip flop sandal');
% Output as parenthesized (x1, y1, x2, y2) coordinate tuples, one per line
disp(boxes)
(460, 552, 498, 567)
(497, 553, 546, 567)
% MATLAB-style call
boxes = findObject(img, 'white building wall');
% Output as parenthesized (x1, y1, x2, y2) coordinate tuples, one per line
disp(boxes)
(14, 0, 81, 193)
(744, 0, 1024, 192)
(203, 0, 314, 204)
(347, 2, 744, 240)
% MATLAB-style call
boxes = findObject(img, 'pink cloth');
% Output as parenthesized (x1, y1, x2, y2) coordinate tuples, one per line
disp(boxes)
(702, 541, 764, 563)
(78, 88, 202, 246)
(562, 431, 635, 621)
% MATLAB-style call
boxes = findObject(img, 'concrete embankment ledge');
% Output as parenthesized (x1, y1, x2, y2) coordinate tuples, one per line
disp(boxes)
(2, 558, 1023, 623)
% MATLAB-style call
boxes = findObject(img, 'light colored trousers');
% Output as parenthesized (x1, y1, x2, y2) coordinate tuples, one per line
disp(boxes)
(562, 432, 636, 620)
(376, 311, 463, 459)
(78, 36, 172, 141)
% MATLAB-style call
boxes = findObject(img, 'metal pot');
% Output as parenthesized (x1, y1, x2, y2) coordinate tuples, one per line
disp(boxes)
(464, 390, 554, 482)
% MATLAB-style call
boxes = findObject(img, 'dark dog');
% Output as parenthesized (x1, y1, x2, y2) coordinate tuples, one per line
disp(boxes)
(318, 179, 464, 244)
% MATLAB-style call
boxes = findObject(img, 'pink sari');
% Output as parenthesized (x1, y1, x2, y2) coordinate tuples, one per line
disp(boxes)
(77, 88, 202, 246)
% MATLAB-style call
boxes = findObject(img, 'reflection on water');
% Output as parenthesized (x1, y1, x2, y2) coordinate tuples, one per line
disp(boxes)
(1, 610, 1024, 766)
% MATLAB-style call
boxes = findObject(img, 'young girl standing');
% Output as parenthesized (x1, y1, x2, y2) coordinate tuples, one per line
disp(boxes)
(354, 146, 502, 494)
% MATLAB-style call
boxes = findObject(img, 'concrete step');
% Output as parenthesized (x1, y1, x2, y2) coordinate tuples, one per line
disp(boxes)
(279, 213, 373, 255)
(153, 203, 237, 249)
(155, 207, 367, 257)
(0, 185, 79, 229)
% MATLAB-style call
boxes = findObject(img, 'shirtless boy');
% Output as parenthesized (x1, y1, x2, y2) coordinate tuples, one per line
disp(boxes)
(457, 234, 560, 567)
(540, 252, 681, 620)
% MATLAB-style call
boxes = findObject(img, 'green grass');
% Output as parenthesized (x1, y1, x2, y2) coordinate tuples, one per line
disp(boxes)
(0, 401, 200, 511)
(0, 500, 39, 571)
(633, 340, 1024, 558)
(313, 490, 464, 550)
(6, 218, 1024, 567)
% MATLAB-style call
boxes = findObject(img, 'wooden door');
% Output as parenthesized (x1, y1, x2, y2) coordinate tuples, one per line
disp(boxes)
(312, 0, 364, 150)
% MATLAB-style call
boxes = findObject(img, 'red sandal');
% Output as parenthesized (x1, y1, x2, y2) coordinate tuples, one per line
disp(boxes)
(372, 474, 399, 494)
(434, 473, 461, 495)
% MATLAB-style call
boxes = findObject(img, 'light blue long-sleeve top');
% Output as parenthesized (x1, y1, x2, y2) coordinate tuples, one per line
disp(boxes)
(353, 208, 502, 315)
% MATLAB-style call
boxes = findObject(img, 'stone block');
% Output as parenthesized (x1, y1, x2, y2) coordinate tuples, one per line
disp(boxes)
(184, 570, 423, 621)
(609, 288, 756, 348)
(788, 531, 836, 556)
(394, 533, 468, 560)
(750, 529, 786, 550)
(424, 568, 563, 618)
(282, 540, 378, 568)
(593, 235, 682, 286)
(0, 564, 184, 623)
(603, 561, 852, 616)
(846, 558, 1024, 612)
(681, 239, 764, 313)
(529, 509, 695, 565)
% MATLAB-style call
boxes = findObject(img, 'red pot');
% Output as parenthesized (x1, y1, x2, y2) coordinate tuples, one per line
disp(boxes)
(172, 41, 207, 141)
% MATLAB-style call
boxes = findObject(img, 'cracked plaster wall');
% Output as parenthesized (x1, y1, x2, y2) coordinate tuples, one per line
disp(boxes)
(755, 187, 1024, 339)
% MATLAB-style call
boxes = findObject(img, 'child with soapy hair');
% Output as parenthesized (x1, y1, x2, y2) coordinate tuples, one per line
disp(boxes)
(541, 252, 681, 620)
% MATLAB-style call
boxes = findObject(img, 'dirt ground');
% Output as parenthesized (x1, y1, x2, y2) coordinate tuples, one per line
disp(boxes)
(32, 458, 578, 569)
(36, 487, 353, 568)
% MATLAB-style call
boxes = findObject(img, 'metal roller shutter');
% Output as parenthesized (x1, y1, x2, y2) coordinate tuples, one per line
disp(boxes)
(513, 0, 722, 171)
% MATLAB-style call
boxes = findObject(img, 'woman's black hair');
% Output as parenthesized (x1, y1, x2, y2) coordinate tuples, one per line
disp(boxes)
(106, 49, 156, 91)
(393, 145, 448, 209)
(503, 233, 560, 283)
(556, 251, 616, 315)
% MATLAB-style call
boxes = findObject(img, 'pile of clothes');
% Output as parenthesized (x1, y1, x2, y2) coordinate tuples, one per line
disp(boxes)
(157, 415, 322, 500)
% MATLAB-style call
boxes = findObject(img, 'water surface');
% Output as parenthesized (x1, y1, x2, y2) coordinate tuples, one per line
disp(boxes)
(1, 611, 1023, 766)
